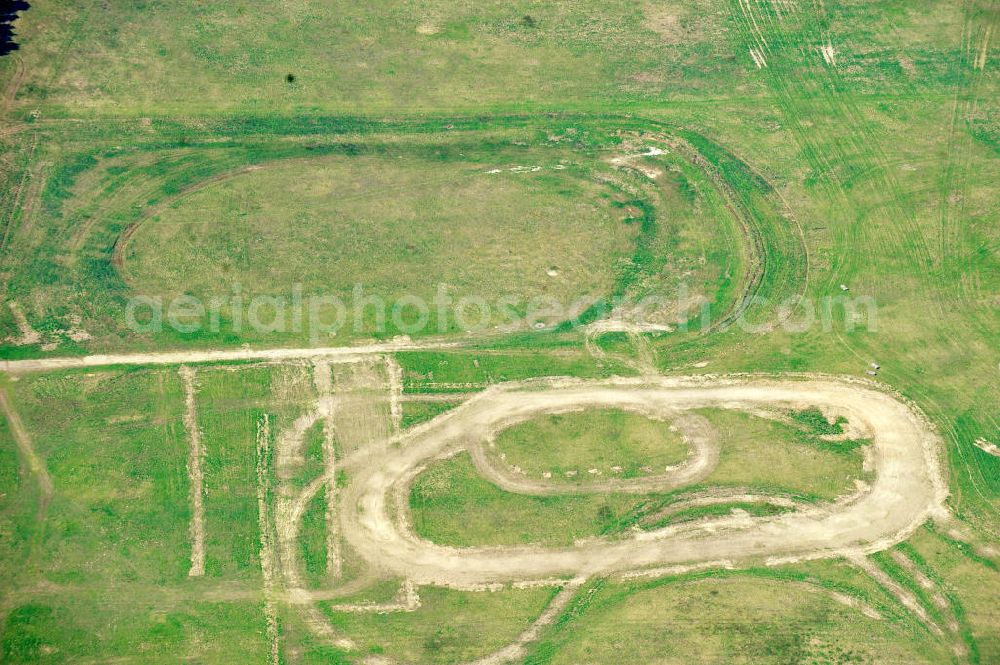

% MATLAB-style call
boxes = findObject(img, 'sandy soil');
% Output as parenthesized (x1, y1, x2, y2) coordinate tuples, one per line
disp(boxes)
(338, 375, 946, 586)
(0, 338, 460, 375)
(178, 366, 206, 577)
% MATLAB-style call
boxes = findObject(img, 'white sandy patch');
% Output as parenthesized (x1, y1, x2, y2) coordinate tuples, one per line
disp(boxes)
(974, 437, 1000, 457)
(975, 26, 992, 71)
(821, 42, 837, 66)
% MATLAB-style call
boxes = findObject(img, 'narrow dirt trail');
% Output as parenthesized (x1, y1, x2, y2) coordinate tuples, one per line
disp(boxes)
(0, 339, 461, 375)
(0, 387, 53, 509)
(340, 376, 947, 587)
(464, 578, 586, 665)
(178, 366, 206, 577)
(254, 415, 281, 665)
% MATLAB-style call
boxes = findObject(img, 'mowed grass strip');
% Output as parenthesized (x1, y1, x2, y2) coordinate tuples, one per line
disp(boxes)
(0, 595, 269, 664)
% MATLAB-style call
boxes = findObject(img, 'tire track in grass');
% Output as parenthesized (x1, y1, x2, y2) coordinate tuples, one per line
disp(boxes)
(729, 2, 998, 536)
(464, 578, 586, 665)
(851, 555, 944, 638)
(889, 549, 970, 659)
(0, 133, 38, 255)
(0, 385, 49, 508)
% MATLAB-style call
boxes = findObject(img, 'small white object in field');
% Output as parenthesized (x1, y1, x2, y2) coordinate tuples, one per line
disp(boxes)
(840, 284, 850, 291)
(643, 147, 666, 156)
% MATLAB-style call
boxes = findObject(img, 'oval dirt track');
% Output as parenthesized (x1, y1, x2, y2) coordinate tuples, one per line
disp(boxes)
(340, 376, 947, 587)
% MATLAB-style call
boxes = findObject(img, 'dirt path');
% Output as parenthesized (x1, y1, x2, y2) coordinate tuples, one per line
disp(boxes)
(339, 375, 947, 586)
(851, 555, 943, 636)
(0, 339, 461, 375)
(178, 366, 206, 577)
(268, 368, 356, 652)
(464, 578, 585, 665)
(385, 355, 404, 434)
(254, 415, 281, 665)
(0, 387, 53, 510)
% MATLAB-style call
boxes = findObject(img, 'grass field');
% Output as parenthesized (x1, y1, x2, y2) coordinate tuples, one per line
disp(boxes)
(491, 408, 691, 481)
(0, 0, 998, 663)
(410, 407, 868, 547)
(528, 573, 951, 664)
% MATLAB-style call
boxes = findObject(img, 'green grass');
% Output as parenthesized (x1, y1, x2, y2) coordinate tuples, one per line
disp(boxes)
(525, 573, 950, 665)
(0, 597, 269, 664)
(5, 369, 192, 587)
(491, 408, 690, 481)
(299, 486, 328, 588)
(320, 585, 557, 664)
(1, 0, 998, 660)
(399, 399, 463, 429)
(408, 402, 870, 546)
(124, 151, 634, 338)
(411, 452, 668, 546)
(641, 500, 792, 531)
(790, 407, 848, 436)
(0, 123, 752, 353)
(398, 349, 638, 392)
(699, 408, 870, 501)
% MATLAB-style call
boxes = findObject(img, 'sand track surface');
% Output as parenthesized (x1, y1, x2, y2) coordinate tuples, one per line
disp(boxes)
(339, 376, 946, 586)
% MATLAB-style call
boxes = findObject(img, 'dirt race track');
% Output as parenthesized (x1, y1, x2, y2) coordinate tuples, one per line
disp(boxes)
(339, 375, 948, 587)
